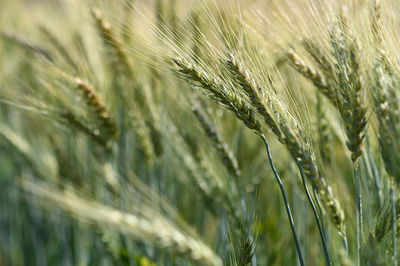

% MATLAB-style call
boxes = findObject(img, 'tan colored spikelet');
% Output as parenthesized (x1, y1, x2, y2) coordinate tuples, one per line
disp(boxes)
(192, 106, 240, 178)
(173, 58, 228, 105)
(74, 78, 118, 138)
(173, 57, 261, 135)
(287, 49, 326, 88)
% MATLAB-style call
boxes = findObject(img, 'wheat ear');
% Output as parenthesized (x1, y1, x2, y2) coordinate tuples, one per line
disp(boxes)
(192, 106, 240, 178)
(174, 56, 303, 264)
(91, 8, 131, 74)
(173, 57, 261, 134)
(371, 0, 392, 74)
(226, 53, 284, 142)
(60, 111, 110, 150)
(74, 78, 118, 138)
(22, 180, 223, 266)
(227, 54, 346, 246)
(92, 8, 163, 157)
(287, 49, 339, 107)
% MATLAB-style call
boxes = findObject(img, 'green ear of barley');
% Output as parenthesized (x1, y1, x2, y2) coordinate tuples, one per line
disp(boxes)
(287, 49, 339, 107)
(373, 65, 400, 182)
(173, 57, 261, 135)
(371, 195, 400, 244)
(302, 39, 334, 76)
(345, 41, 367, 164)
(316, 93, 333, 165)
(227, 54, 346, 242)
(60, 111, 111, 151)
(238, 236, 254, 266)
(290, 34, 367, 165)
(371, 0, 393, 74)
(329, 15, 367, 265)
(192, 106, 241, 178)
(226, 53, 284, 142)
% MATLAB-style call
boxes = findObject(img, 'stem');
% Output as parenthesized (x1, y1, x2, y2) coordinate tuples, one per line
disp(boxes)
(313, 188, 327, 240)
(391, 181, 397, 266)
(354, 165, 362, 266)
(296, 164, 331, 266)
(260, 134, 304, 266)
(367, 135, 382, 210)
(342, 234, 349, 257)
(314, 186, 349, 254)
(369, 151, 382, 210)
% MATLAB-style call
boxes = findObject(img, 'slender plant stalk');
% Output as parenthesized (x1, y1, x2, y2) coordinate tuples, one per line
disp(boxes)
(354, 166, 362, 266)
(297, 164, 331, 266)
(260, 134, 304, 266)
(391, 180, 397, 266)
(313, 187, 327, 241)
(226, 53, 346, 244)
(367, 136, 382, 210)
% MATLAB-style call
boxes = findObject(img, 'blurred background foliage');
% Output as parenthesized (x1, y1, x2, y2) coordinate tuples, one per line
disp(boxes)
(0, 0, 399, 265)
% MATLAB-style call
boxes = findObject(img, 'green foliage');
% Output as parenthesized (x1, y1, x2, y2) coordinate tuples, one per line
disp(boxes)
(1, 0, 400, 265)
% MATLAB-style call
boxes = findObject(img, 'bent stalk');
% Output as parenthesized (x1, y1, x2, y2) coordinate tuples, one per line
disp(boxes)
(260, 134, 304, 266)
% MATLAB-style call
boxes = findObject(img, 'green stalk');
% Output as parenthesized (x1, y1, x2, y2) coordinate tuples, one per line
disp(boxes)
(391, 180, 397, 266)
(260, 134, 304, 266)
(367, 141, 382, 210)
(313, 187, 328, 240)
(354, 165, 362, 266)
(297, 164, 331, 266)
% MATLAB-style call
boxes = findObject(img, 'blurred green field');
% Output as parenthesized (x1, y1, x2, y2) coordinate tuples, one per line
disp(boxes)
(1, 0, 400, 265)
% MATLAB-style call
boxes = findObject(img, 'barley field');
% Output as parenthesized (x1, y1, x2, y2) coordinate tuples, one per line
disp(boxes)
(0, 0, 399, 265)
